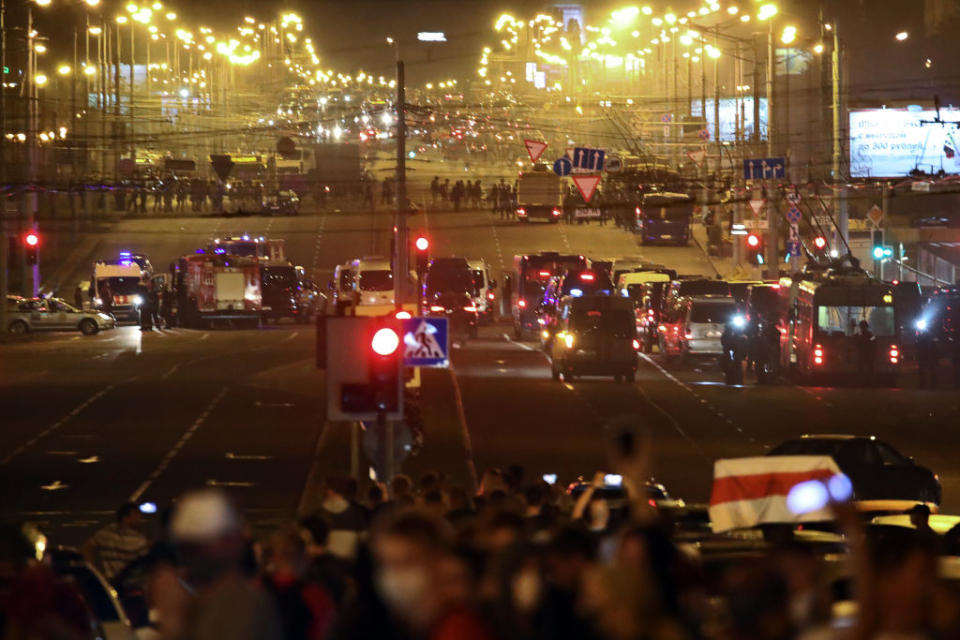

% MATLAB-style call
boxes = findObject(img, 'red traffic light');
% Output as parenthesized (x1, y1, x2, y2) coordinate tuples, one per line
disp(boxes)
(746, 233, 760, 248)
(24, 232, 39, 247)
(813, 236, 827, 250)
(415, 236, 429, 252)
(371, 327, 400, 356)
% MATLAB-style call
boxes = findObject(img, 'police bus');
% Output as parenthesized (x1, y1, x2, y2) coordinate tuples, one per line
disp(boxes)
(779, 268, 902, 383)
(511, 252, 587, 338)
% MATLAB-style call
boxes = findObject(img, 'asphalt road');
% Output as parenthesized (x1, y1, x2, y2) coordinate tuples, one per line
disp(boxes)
(4, 205, 960, 549)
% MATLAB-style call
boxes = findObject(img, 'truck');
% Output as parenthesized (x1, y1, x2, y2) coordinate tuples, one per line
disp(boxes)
(91, 251, 154, 322)
(515, 170, 562, 223)
(171, 252, 262, 328)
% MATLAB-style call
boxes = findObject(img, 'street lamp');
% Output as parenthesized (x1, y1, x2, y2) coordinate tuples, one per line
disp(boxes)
(895, 31, 908, 42)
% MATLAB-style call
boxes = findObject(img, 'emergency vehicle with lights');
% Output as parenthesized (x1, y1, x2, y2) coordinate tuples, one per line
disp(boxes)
(171, 251, 262, 328)
(512, 252, 587, 339)
(91, 252, 154, 322)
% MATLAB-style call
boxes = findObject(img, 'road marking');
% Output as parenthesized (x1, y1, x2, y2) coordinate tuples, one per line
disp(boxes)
(448, 363, 479, 492)
(286, 331, 299, 341)
(129, 387, 228, 502)
(558, 227, 573, 252)
(0, 384, 118, 466)
(502, 333, 537, 352)
(77, 456, 100, 464)
(199, 332, 210, 341)
(205, 479, 256, 488)
(161, 363, 180, 379)
(563, 382, 575, 392)
(253, 401, 295, 408)
(225, 452, 273, 461)
(40, 480, 69, 491)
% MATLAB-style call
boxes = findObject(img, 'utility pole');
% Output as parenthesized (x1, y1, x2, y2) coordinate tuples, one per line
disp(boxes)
(831, 24, 847, 243)
(394, 60, 408, 306)
(766, 20, 774, 156)
(752, 35, 761, 143)
(26, 5, 37, 296)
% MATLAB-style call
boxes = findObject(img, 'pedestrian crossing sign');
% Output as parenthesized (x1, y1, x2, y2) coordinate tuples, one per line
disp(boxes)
(402, 318, 449, 367)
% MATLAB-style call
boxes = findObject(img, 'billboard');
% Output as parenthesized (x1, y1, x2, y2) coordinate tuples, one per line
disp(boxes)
(691, 98, 768, 142)
(849, 108, 960, 178)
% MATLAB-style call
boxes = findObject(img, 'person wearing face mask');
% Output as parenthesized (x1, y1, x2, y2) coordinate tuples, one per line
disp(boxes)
(371, 510, 494, 640)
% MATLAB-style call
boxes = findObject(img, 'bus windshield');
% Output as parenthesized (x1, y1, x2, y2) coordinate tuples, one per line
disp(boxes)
(816, 305, 896, 336)
(359, 270, 393, 291)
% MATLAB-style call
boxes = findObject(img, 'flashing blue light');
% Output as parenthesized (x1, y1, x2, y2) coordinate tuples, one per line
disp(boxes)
(214, 247, 226, 254)
(195, 249, 205, 254)
(731, 314, 746, 329)
(827, 473, 853, 502)
(119, 251, 131, 258)
(139, 502, 157, 514)
(786, 479, 829, 515)
(120, 260, 131, 267)
(916, 318, 928, 332)
(242, 234, 250, 241)
(570, 288, 583, 297)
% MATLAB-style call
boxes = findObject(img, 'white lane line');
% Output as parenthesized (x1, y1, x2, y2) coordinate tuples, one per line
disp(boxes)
(447, 362, 479, 492)
(502, 333, 537, 352)
(286, 331, 299, 341)
(199, 332, 210, 341)
(129, 387, 229, 501)
(161, 363, 180, 380)
(558, 227, 573, 253)
(0, 384, 119, 466)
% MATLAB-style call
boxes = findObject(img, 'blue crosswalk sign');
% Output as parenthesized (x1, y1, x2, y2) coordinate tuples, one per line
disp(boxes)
(401, 317, 449, 367)
(573, 147, 605, 172)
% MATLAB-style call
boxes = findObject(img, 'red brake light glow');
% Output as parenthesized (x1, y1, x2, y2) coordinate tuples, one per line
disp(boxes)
(580, 273, 595, 282)
(518, 299, 527, 309)
(632, 339, 640, 350)
(371, 328, 400, 356)
(430, 305, 445, 312)
(487, 292, 495, 300)
(814, 344, 824, 365)
(463, 305, 477, 312)
(551, 208, 561, 216)
(538, 270, 551, 278)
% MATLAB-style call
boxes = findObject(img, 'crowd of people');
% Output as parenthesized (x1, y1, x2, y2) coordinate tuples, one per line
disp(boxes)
(3, 457, 960, 640)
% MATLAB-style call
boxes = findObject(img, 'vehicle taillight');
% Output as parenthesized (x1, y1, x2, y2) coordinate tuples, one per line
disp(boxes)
(551, 208, 561, 217)
(464, 305, 477, 312)
(541, 330, 550, 339)
(430, 305, 445, 312)
(658, 324, 667, 332)
(889, 345, 899, 364)
(580, 272, 595, 282)
(647, 309, 655, 317)
(538, 270, 551, 278)
(813, 343, 824, 365)
(518, 299, 527, 309)
(487, 292, 495, 300)
(516, 208, 527, 216)
(632, 339, 640, 350)
(635, 206, 641, 215)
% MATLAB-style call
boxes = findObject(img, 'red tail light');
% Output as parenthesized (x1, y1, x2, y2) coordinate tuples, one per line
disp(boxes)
(516, 208, 527, 216)
(889, 345, 899, 364)
(813, 343, 824, 365)
(518, 299, 527, 309)
(463, 305, 477, 312)
(580, 272, 595, 282)
(538, 270, 551, 278)
(429, 305, 445, 312)
(487, 292, 495, 300)
(551, 208, 561, 217)
(632, 339, 640, 350)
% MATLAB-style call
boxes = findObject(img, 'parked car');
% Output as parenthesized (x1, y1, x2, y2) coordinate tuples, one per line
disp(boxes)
(6, 296, 116, 335)
(767, 435, 941, 510)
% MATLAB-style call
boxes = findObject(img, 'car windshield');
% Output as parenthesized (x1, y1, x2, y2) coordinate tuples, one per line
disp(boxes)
(426, 269, 474, 295)
(359, 270, 393, 291)
(676, 280, 730, 297)
(571, 307, 634, 337)
(690, 301, 737, 324)
(816, 305, 896, 336)
(100, 277, 141, 295)
(262, 267, 297, 288)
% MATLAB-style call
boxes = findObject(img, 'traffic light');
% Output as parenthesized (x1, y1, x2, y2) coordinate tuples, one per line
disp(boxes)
(813, 236, 827, 251)
(414, 235, 429, 275)
(746, 233, 764, 266)
(368, 323, 402, 413)
(871, 228, 885, 260)
(24, 232, 39, 266)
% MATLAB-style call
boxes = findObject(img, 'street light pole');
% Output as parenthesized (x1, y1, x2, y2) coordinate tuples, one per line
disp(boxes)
(395, 59, 407, 307)
(830, 23, 847, 243)
(766, 19, 774, 156)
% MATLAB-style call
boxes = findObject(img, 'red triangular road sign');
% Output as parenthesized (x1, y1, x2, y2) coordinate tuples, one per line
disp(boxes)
(572, 175, 602, 203)
(524, 139, 548, 163)
(749, 198, 766, 216)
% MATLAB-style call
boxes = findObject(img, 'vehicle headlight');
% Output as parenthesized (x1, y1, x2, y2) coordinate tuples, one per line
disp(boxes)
(93, 297, 102, 306)
(132, 295, 143, 306)
(564, 333, 574, 349)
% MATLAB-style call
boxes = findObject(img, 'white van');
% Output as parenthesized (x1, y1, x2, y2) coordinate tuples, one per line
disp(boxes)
(617, 271, 671, 300)
(353, 258, 395, 308)
(467, 258, 497, 322)
(683, 295, 738, 357)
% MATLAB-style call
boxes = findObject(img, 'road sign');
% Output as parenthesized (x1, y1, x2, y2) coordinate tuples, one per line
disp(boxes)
(787, 241, 801, 257)
(687, 149, 706, 166)
(210, 154, 235, 181)
(572, 147, 605, 172)
(553, 156, 572, 177)
(524, 139, 548, 163)
(743, 157, 785, 180)
(742, 218, 769, 230)
(572, 175, 602, 203)
(748, 198, 766, 216)
(786, 206, 802, 224)
(401, 317, 449, 367)
(604, 155, 622, 173)
(661, 113, 672, 123)
(867, 204, 884, 227)
(698, 128, 710, 141)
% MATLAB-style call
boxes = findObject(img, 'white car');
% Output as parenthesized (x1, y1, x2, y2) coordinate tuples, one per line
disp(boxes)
(6, 296, 117, 335)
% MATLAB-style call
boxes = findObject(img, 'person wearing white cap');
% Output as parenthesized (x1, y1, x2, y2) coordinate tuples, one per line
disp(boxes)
(153, 489, 283, 640)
